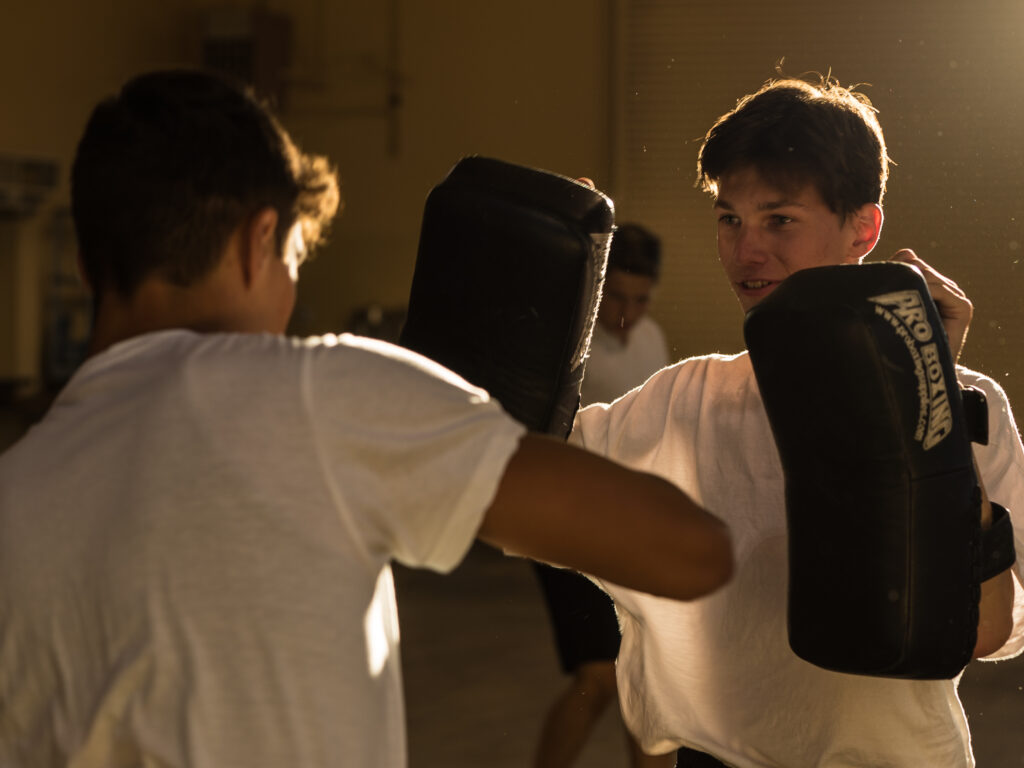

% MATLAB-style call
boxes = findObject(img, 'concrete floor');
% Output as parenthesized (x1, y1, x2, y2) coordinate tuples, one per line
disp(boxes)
(397, 543, 1024, 768)
(398, 544, 631, 768)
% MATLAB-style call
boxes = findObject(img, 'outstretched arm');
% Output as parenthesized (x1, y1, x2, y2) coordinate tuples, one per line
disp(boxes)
(477, 433, 733, 601)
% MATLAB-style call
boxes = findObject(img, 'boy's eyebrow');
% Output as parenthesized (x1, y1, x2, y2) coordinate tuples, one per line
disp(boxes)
(713, 197, 808, 211)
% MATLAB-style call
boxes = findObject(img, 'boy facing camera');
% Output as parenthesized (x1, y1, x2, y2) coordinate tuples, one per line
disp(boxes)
(573, 75, 1024, 767)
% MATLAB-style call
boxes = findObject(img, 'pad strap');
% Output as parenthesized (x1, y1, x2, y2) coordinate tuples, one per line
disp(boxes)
(961, 386, 989, 446)
(981, 502, 1016, 581)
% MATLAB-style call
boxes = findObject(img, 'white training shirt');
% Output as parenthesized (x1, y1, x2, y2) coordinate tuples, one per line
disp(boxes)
(0, 330, 525, 768)
(572, 351, 1024, 768)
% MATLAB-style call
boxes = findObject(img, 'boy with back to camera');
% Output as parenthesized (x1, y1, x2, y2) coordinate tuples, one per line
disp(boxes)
(572, 74, 1024, 767)
(0, 69, 733, 768)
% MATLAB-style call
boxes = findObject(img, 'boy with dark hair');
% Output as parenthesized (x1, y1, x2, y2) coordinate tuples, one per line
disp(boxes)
(72, 70, 339, 300)
(0, 70, 733, 767)
(697, 78, 887, 222)
(572, 75, 1024, 767)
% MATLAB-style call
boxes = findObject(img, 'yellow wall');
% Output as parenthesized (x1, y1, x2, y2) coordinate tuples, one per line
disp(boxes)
(615, 0, 1024, 413)
(0, 0, 612, 384)
(282, 1, 613, 333)
(2, 0, 1023, 415)
(0, 0, 195, 383)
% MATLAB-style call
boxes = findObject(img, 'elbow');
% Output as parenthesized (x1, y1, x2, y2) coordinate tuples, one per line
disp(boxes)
(973, 611, 1013, 659)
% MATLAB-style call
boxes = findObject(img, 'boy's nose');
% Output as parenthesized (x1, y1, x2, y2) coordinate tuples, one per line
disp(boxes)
(732, 226, 769, 264)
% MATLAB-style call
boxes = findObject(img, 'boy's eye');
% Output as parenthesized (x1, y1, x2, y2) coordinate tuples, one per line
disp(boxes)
(717, 214, 740, 226)
(770, 215, 794, 226)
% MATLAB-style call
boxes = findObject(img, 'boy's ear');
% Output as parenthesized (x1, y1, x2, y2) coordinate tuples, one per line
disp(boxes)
(847, 203, 883, 263)
(240, 207, 280, 286)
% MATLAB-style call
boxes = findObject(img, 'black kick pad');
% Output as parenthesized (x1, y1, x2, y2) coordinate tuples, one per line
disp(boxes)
(743, 262, 985, 679)
(400, 156, 614, 438)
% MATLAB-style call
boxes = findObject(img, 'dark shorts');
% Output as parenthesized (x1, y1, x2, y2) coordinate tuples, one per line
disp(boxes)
(532, 561, 621, 673)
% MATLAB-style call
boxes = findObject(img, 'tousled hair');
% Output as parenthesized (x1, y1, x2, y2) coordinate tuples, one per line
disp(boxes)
(696, 74, 889, 219)
(72, 69, 340, 298)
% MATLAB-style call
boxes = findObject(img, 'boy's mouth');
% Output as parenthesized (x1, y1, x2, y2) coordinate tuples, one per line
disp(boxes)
(740, 280, 774, 290)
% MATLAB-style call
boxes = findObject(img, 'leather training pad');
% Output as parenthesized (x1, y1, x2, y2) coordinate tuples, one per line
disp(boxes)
(743, 262, 982, 679)
(399, 156, 614, 438)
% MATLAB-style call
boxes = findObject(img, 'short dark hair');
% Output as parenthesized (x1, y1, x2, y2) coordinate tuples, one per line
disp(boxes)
(696, 74, 889, 219)
(608, 223, 661, 281)
(72, 69, 340, 298)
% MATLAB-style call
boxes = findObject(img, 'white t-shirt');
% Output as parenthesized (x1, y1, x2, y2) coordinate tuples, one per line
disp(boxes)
(580, 316, 669, 407)
(0, 330, 525, 768)
(572, 352, 1024, 768)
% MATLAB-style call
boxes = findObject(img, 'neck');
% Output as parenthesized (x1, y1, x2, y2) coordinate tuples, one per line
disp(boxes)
(87, 275, 260, 358)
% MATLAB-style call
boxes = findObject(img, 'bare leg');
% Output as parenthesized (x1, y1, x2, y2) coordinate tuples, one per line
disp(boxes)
(533, 660, 618, 768)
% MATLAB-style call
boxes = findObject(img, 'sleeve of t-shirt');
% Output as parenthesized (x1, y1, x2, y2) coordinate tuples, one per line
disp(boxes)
(303, 335, 526, 573)
(962, 369, 1024, 659)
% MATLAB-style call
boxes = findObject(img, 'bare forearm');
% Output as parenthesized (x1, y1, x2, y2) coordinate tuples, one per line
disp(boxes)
(477, 434, 734, 600)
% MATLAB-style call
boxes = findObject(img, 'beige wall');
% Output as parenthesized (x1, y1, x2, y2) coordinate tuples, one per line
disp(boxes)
(616, 0, 1024, 413)
(2, 0, 1022, 415)
(283, 1, 613, 333)
(0, 0, 612, 384)
(0, 0, 195, 383)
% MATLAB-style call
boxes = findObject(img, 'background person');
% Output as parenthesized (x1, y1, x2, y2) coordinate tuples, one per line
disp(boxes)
(580, 222, 671, 407)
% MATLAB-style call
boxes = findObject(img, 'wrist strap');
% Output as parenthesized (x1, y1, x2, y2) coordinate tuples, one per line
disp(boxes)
(981, 502, 1016, 581)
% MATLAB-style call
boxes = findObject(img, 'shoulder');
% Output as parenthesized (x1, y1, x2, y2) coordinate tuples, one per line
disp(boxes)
(956, 364, 1024, 485)
(140, 332, 507, 427)
(294, 335, 525, 445)
(956, 365, 1011, 403)
(656, 350, 752, 392)
(586, 350, 749, 408)
(303, 333, 495, 406)
(185, 331, 491, 402)
(956, 365, 1019, 435)
(573, 351, 750, 445)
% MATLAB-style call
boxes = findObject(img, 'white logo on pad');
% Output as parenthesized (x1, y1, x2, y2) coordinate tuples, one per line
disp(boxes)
(868, 289, 953, 450)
